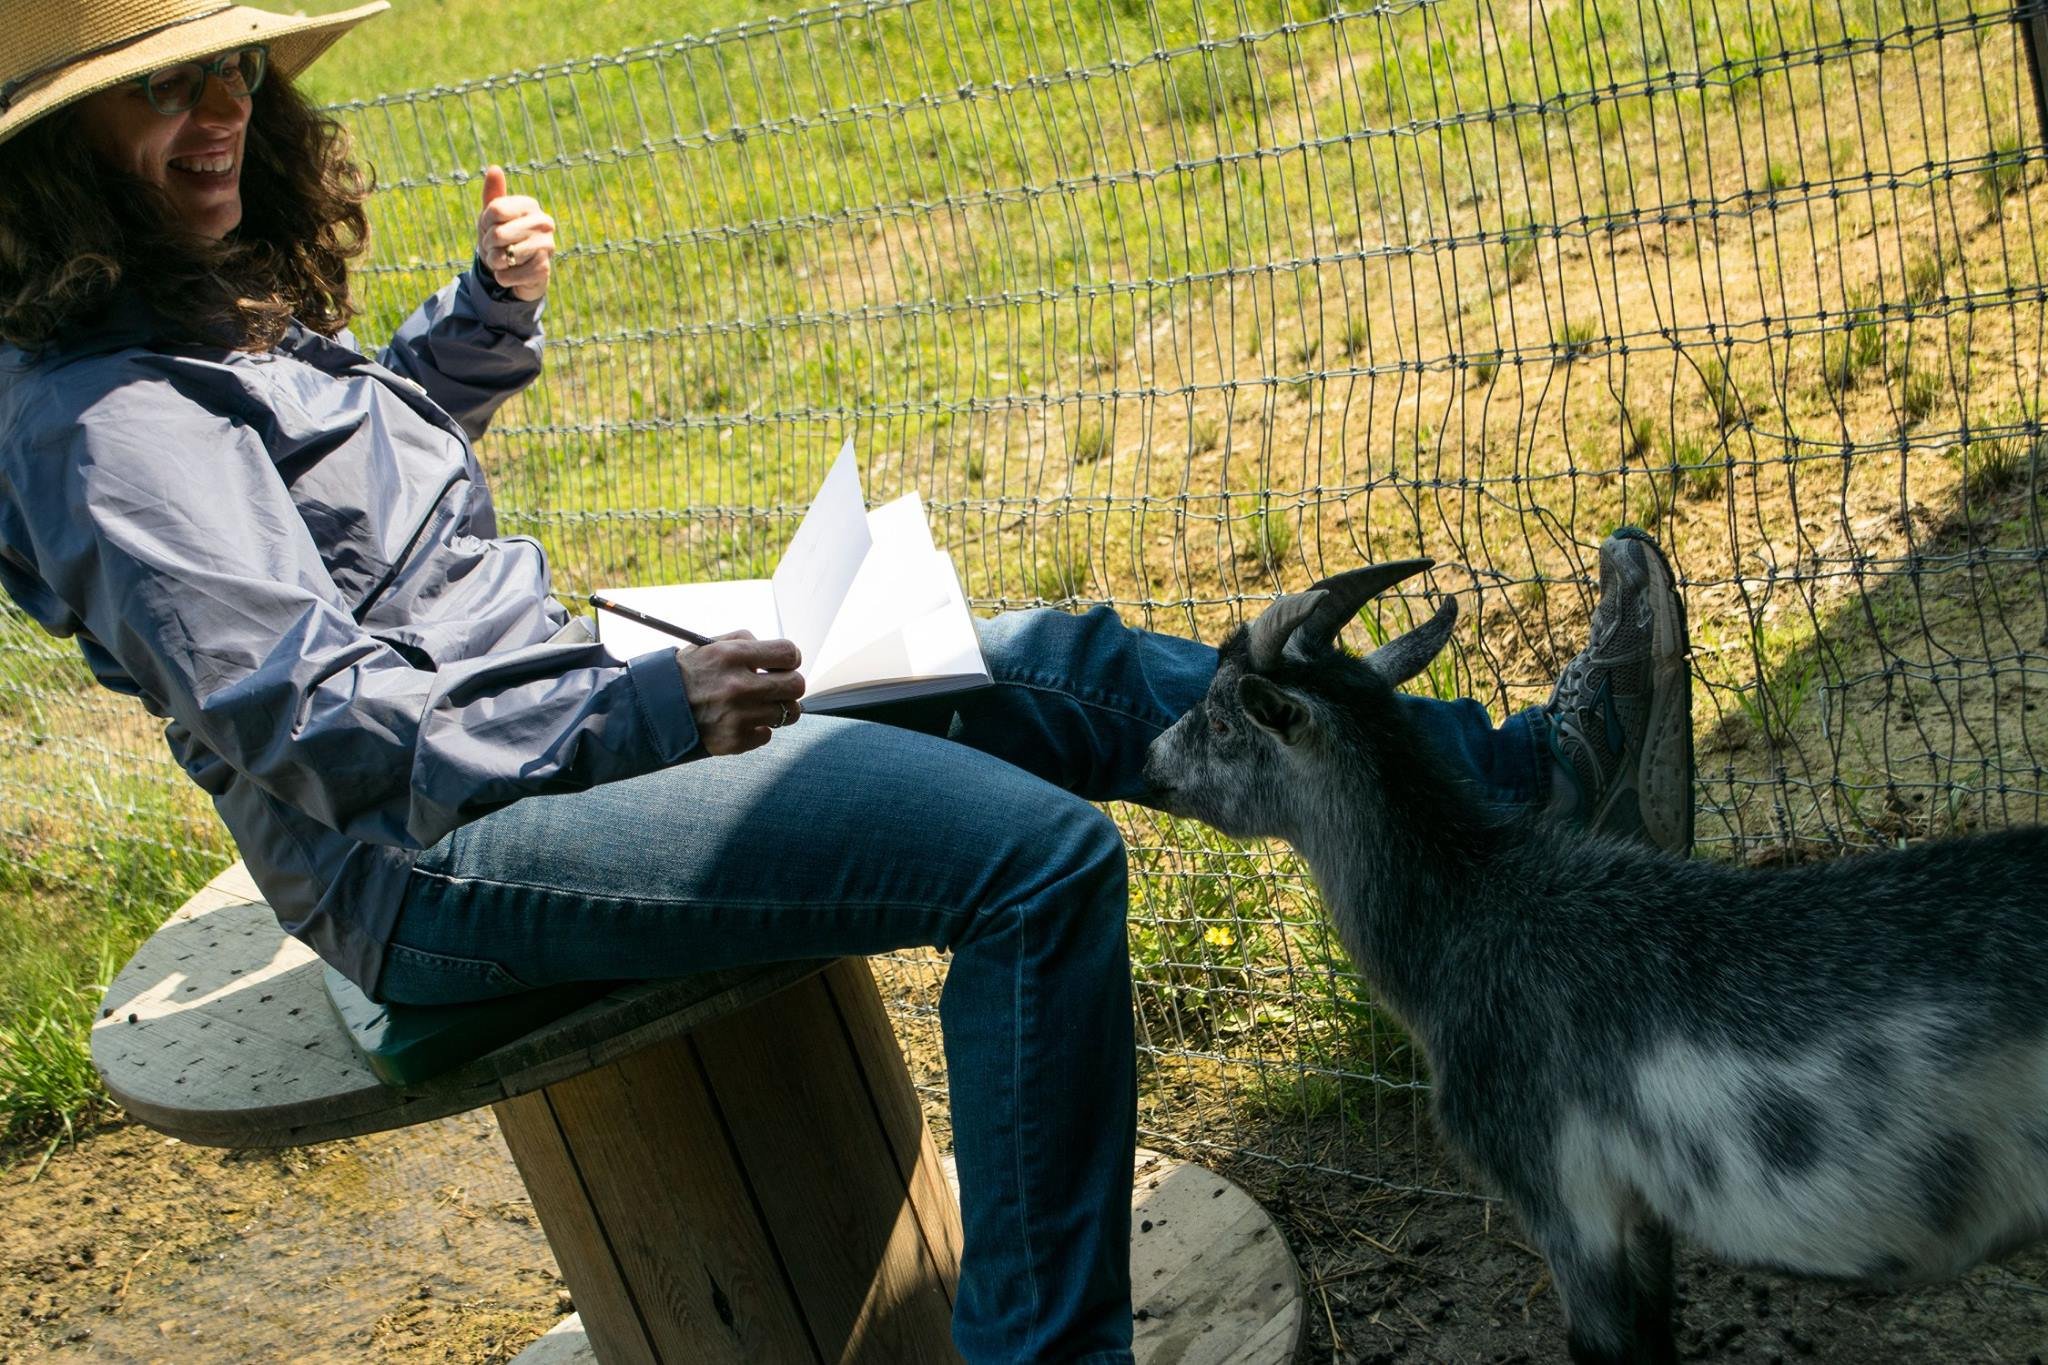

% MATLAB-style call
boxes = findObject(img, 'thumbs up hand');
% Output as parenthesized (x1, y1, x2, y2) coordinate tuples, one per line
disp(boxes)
(476, 164, 555, 302)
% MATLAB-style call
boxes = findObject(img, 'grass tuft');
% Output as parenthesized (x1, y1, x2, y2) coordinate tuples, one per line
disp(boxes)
(1619, 404, 1658, 463)
(1958, 431, 2038, 506)
(1699, 353, 1744, 430)
(1242, 499, 1294, 574)
(1821, 293, 1885, 395)
(1500, 214, 1538, 288)
(1071, 419, 1111, 465)
(1903, 253, 1946, 308)
(1979, 132, 2031, 217)
(1670, 432, 1727, 501)
(1033, 536, 1092, 603)
(1898, 365, 1940, 424)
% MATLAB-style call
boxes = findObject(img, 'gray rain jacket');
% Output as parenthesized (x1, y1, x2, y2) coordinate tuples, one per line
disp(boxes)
(0, 267, 699, 996)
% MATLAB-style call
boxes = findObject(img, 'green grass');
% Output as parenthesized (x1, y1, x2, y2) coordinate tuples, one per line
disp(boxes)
(1146, 46, 1268, 130)
(1622, 426, 1726, 534)
(1899, 364, 1941, 424)
(1903, 253, 1948, 308)
(1241, 499, 1294, 575)
(0, 778, 225, 1141)
(1033, 533, 1093, 603)
(1070, 418, 1111, 466)
(1822, 293, 1886, 395)
(1957, 423, 2040, 507)
(1669, 431, 1727, 501)
(1698, 352, 1745, 431)
(1619, 404, 1658, 463)
(1979, 132, 2029, 217)
(1557, 320, 1598, 362)
(1499, 214, 1539, 289)
(1738, 621, 1823, 743)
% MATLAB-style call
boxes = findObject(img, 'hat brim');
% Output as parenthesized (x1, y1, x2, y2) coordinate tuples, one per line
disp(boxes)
(0, 1, 389, 146)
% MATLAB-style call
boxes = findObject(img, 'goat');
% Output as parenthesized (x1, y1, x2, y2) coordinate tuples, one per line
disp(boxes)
(1141, 559, 2048, 1365)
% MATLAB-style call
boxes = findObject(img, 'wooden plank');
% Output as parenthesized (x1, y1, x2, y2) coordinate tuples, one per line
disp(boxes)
(91, 899, 389, 1142)
(494, 1092, 659, 1365)
(206, 859, 263, 902)
(92, 877, 831, 1147)
(534, 1033, 821, 1365)
(818, 959, 964, 1301)
(1126, 1155, 1302, 1365)
(693, 966, 962, 1364)
(939, 1150, 1306, 1365)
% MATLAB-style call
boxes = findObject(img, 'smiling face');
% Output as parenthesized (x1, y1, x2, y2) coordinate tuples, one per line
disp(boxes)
(72, 57, 254, 241)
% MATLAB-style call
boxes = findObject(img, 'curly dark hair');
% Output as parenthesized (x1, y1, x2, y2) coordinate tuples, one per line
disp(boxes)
(0, 70, 373, 352)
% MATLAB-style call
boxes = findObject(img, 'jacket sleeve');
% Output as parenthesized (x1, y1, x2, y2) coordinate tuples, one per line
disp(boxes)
(10, 374, 699, 850)
(378, 260, 544, 442)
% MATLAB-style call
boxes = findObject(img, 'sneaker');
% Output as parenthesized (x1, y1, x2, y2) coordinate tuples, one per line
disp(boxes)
(1543, 527, 1694, 855)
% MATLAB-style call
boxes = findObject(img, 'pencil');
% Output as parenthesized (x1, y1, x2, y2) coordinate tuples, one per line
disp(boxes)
(587, 593, 718, 647)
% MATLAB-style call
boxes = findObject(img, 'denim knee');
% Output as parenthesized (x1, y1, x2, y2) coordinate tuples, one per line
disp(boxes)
(955, 796, 1128, 951)
(976, 604, 1126, 675)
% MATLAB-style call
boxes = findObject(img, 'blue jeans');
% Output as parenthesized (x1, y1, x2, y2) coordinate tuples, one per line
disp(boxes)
(380, 606, 1550, 1364)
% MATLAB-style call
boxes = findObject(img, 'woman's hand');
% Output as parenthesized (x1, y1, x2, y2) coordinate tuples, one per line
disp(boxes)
(476, 165, 555, 302)
(677, 633, 806, 756)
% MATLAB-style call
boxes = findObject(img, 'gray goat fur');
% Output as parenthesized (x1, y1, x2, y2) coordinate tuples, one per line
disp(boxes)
(1142, 560, 2048, 1365)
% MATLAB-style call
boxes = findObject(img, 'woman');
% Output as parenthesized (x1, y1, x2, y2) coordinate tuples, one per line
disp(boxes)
(0, 3, 1692, 1360)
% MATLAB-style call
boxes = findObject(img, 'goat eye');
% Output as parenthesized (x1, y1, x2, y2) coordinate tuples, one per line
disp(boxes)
(1210, 715, 1231, 737)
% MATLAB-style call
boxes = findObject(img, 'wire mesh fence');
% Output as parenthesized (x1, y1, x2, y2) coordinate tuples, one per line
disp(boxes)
(4, 0, 2045, 1191)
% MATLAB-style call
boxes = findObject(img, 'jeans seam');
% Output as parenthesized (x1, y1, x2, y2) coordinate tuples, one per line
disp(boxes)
(381, 942, 532, 990)
(989, 673, 1179, 734)
(404, 864, 977, 921)
(1009, 898, 1047, 1355)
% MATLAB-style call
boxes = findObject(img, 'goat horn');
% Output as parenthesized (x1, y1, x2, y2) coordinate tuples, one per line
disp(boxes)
(1246, 590, 1328, 672)
(1283, 559, 1435, 659)
(1366, 595, 1460, 687)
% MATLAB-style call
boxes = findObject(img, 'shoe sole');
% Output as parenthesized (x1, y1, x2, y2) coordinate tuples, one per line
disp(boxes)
(1613, 526, 1694, 857)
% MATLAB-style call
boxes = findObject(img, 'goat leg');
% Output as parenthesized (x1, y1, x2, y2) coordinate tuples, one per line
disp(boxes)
(1624, 1216, 1679, 1365)
(1533, 1226, 1644, 1365)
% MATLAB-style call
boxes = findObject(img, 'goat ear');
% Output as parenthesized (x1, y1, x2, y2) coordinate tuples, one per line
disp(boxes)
(1246, 589, 1328, 672)
(1238, 675, 1313, 746)
(1286, 559, 1435, 660)
(1366, 596, 1459, 688)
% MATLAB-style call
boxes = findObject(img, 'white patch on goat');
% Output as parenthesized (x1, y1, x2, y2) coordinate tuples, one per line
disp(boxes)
(1555, 1021, 2048, 1282)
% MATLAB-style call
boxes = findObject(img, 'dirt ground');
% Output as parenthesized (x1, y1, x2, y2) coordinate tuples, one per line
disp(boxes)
(4, 1106, 2045, 1364)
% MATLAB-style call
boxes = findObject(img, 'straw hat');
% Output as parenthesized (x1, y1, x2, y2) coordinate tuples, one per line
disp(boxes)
(0, 0, 389, 146)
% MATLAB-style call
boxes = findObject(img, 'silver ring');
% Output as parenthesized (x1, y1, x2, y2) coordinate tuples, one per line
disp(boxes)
(778, 702, 791, 727)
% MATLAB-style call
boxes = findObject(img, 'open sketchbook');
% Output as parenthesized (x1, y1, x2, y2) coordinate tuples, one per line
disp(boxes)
(594, 438, 990, 711)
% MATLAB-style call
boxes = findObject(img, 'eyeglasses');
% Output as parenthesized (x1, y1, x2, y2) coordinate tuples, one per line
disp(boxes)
(131, 45, 269, 116)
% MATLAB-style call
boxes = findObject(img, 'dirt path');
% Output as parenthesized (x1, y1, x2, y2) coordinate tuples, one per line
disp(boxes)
(1, 1114, 564, 1364)
(5, 1111, 2046, 1363)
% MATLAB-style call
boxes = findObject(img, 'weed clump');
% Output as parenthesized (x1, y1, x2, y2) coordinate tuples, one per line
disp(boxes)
(1557, 320, 1597, 362)
(1071, 419, 1111, 465)
(1699, 353, 1744, 431)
